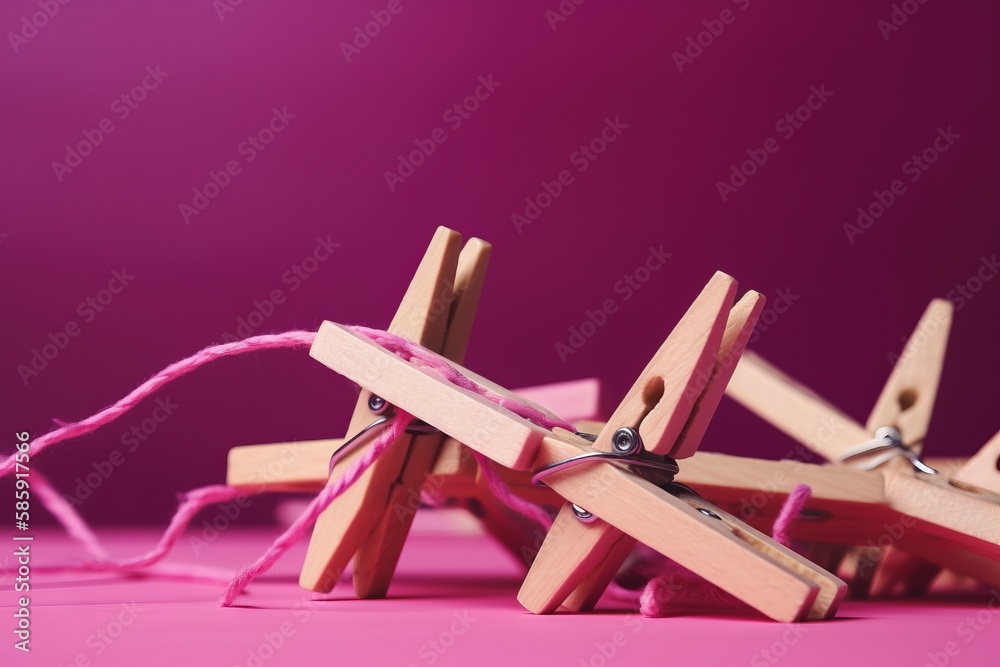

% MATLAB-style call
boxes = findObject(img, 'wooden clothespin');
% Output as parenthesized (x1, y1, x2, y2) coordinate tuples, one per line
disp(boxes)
(726, 299, 1000, 595)
(226, 378, 598, 563)
(952, 430, 1000, 494)
(227, 226, 495, 596)
(308, 272, 847, 621)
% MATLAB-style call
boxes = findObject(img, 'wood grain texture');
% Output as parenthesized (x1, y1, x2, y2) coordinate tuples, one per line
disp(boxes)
(519, 277, 845, 620)
(592, 272, 736, 460)
(352, 237, 492, 598)
(954, 431, 1000, 494)
(864, 298, 952, 458)
(299, 228, 478, 593)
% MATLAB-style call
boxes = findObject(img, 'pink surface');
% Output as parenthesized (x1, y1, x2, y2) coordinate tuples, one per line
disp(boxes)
(4, 524, 1000, 667)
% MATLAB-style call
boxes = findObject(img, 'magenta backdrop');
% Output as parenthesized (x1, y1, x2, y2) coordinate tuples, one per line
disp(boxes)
(2, 1, 998, 524)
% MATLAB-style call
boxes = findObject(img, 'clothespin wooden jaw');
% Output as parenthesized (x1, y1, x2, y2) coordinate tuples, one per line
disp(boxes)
(223, 226, 504, 599)
(518, 273, 844, 621)
(862, 298, 952, 471)
(309, 272, 848, 621)
(953, 431, 1000, 494)
(728, 299, 952, 472)
(296, 227, 493, 597)
(725, 298, 1000, 594)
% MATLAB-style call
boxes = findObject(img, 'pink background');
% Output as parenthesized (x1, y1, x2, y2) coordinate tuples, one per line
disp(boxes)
(2, 0, 999, 527)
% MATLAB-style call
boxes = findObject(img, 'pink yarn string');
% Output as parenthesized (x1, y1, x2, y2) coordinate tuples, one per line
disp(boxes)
(638, 561, 745, 617)
(95, 485, 252, 571)
(355, 327, 575, 433)
(219, 325, 578, 605)
(636, 483, 815, 617)
(358, 327, 564, 530)
(23, 467, 238, 582)
(8, 325, 564, 605)
(471, 451, 553, 529)
(0, 559, 237, 584)
(0, 331, 317, 478)
(30, 466, 111, 560)
(219, 410, 412, 606)
(771, 484, 812, 549)
(6, 322, 823, 615)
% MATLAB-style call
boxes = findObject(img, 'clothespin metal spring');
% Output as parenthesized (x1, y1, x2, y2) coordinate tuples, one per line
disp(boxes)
(327, 395, 439, 475)
(840, 426, 938, 475)
(531, 427, 682, 522)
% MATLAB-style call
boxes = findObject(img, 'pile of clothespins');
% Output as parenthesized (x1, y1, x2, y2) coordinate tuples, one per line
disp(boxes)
(10, 227, 1000, 623)
(225, 227, 1000, 621)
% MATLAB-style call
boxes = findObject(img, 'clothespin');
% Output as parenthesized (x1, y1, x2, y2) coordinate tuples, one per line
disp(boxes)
(297, 226, 496, 596)
(308, 272, 848, 621)
(227, 226, 496, 596)
(726, 299, 1000, 595)
(226, 379, 598, 563)
(952, 430, 1000, 495)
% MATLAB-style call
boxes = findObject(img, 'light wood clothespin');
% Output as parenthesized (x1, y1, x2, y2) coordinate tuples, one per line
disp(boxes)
(308, 272, 848, 621)
(227, 378, 599, 493)
(298, 225, 497, 596)
(226, 378, 598, 563)
(227, 229, 606, 588)
(726, 299, 1000, 595)
(951, 430, 1000, 495)
(228, 226, 499, 596)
